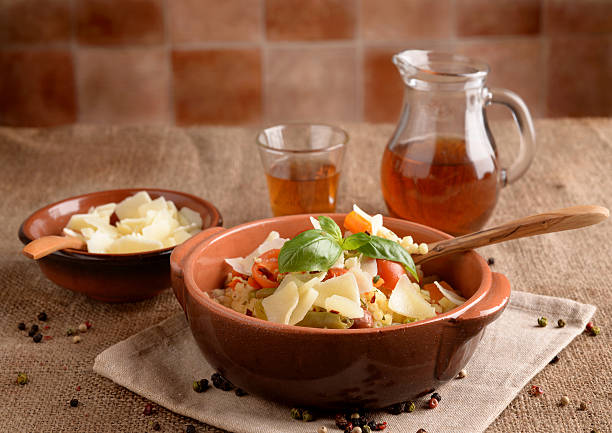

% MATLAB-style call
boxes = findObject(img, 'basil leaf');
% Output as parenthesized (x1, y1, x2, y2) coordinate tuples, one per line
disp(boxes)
(317, 215, 342, 244)
(342, 232, 371, 251)
(278, 229, 343, 273)
(357, 235, 419, 281)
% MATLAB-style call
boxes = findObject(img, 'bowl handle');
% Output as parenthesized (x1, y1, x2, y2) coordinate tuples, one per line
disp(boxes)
(170, 227, 226, 309)
(455, 272, 511, 326)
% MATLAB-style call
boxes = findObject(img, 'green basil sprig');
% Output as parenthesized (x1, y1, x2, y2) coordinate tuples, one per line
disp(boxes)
(278, 216, 418, 281)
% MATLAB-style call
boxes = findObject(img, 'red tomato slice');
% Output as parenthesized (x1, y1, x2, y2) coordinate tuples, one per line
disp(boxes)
(376, 259, 407, 296)
(251, 249, 280, 288)
(323, 267, 349, 281)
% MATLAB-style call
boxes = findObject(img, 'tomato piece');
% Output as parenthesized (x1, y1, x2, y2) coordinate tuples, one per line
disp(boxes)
(247, 276, 262, 290)
(376, 259, 407, 296)
(423, 283, 444, 303)
(251, 249, 280, 288)
(323, 267, 349, 281)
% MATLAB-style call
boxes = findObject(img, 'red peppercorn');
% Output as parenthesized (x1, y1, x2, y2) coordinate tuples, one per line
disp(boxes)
(428, 398, 438, 409)
(586, 322, 594, 331)
(143, 403, 153, 415)
(529, 385, 544, 396)
(376, 421, 387, 430)
(85, 321, 93, 329)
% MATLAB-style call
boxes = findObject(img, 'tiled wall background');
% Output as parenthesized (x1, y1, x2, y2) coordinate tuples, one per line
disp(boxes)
(0, 0, 611, 127)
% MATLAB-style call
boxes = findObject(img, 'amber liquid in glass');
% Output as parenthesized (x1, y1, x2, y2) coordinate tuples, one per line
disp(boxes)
(266, 159, 340, 216)
(381, 136, 499, 235)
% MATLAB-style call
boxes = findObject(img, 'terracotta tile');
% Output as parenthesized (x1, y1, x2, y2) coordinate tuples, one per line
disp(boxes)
(172, 49, 261, 125)
(0, 50, 76, 126)
(458, 39, 545, 118)
(77, 48, 170, 124)
(266, 0, 356, 41)
(76, 0, 164, 45)
(547, 36, 612, 117)
(545, 0, 612, 34)
(0, 0, 71, 44)
(456, 0, 541, 36)
(361, 0, 453, 42)
(265, 47, 356, 122)
(169, 0, 261, 43)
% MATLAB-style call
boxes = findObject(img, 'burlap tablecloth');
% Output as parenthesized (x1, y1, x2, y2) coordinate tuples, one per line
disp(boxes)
(1, 119, 610, 432)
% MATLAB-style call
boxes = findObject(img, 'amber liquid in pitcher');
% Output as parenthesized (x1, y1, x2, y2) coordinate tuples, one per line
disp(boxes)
(266, 159, 339, 216)
(381, 136, 499, 235)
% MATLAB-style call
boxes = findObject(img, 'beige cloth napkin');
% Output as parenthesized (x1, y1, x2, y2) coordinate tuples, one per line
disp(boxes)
(94, 291, 594, 433)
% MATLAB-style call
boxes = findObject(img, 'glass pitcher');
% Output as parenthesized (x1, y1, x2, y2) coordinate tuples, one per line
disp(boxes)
(381, 50, 535, 236)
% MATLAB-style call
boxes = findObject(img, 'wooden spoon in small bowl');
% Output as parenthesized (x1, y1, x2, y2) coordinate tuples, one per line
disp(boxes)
(22, 235, 86, 260)
(413, 205, 609, 265)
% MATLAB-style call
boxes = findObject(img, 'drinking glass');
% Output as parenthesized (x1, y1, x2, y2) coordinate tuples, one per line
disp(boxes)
(256, 124, 348, 216)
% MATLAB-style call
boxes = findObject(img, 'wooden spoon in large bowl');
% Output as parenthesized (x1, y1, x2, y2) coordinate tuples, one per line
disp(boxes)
(414, 205, 609, 265)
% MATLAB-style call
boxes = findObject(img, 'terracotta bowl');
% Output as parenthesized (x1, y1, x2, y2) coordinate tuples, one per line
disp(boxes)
(19, 188, 222, 303)
(171, 214, 510, 409)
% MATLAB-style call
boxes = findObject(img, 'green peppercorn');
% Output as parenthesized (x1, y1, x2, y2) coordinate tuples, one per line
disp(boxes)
(66, 328, 75, 336)
(405, 401, 416, 413)
(557, 319, 566, 328)
(16, 372, 28, 385)
(290, 408, 302, 420)
(192, 380, 203, 393)
(538, 317, 548, 327)
(590, 326, 601, 336)
(302, 409, 314, 422)
(362, 426, 372, 433)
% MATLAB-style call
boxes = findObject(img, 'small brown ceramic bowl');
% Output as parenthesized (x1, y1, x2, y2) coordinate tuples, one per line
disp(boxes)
(19, 188, 222, 303)
(171, 214, 511, 409)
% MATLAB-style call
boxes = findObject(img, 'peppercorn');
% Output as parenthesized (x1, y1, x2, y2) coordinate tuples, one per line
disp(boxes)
(336, 414, 349, 429)
(352, 427, 362, 433)
(70, 398, 78, 407)
(318, 427, 328, 433)
(579, 402, 587, 411)
(152, 422, 161, 431)
(591, 430, 600, 433)
(487, 257, 495, 266)
(290, 408, 302, 420)
(85, 321, 92, 329)
(374, 422, 387, 431)
(362, 426, 372, 433)
(78, 323, 88, 333)
(549, 355, 560, 364)
(16, 372, 28, 385)
(589, 326, 601, 336)
(529, 385, 544, 396)
(428, 398, 438, 409)
(586, 321, 594, 331)
(72, 335, 82, 344)
(211, 372, 234, 391)
(557, 319, 566, 328)
(234, 388, 247, 397)
(302, 410, 315, 422)
(538, 317, 548, 327)
(66, 328, 75, 336)
(385, 402, 405, 414)
(404, 401, 415, 413)
(343, 423, 354, 433)
(417, 430, 428, 433)
(560, 396, 570, 406)
(186, 425, 196, 433)
(431, 392, 441, 402)
(350, 413, 360, 420)
(192, 379, 209, 393)
(17, 322, 26, 331)
(32, 333, 42, 343)
(37, 311, 47, 321)
(457, 369, 467, 378)
(143, 403, 153, 415)
(28, 324, 39, 337)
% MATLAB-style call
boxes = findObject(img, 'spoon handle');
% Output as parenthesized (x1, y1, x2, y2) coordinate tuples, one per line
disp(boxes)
(22, 235, 86, 260)
(414, 205, 609, 265)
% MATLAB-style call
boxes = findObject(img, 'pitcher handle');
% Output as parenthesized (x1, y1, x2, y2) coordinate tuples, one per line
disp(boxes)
(485, 88, 536, 186)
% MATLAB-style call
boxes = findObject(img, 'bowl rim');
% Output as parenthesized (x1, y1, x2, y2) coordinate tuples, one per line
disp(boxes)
(18, 187, 223, 261)
(180, 213, 494, 335)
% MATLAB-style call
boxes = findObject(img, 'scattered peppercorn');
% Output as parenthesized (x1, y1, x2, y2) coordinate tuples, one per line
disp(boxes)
(143, 403, 153, 415)
(72, 335, 82, 344)
(37, 311, 47, 321)
(352, 427, 362, 433)
(336, 414, 349, 429)
(318, 426, 328, 433)
(586, 321, 593, 331)
(362, 426, 372, 433)
(302, 410, 315, 422)
(417, 430, 428, 433)
(17, 322, 26, 331)
(66, 328, 75, 336)
(343, 423, 354, 433)
(16, 372, 28, 385)
(350, 413, 360, 420)
(374, 421, 387, 430)
(557, 319, 566, 328)
(560, 396, 570, 406)
(591, 429, 600, 433)
(538, 317, 548, 327)
(192, 379, 209, 393)
(32, 333, 42, 343)
(152, 422, 161, 431)
(185, 425, 196, 433)
(579, 402, 587, 411)
(457, 369, 467, 378)
(487, 257, 495, 266)
(70, 398, 79, 407)
(428, 398, 438, 409)
(431, 392, 441, 402)
(78, 323, 88, 333)
(234, 388, 247, 397)
(211, 372, 234, 391)
(290, 408, 302, 420)
(404, 401, 416, 413)
(385, 402, 405, 415)
(549, 355, 560, 364)
(28, 324, 39, 337)
(589, 326, 601, 336)
(529, 385, 544, 396)
(85, 321, 92, 329)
